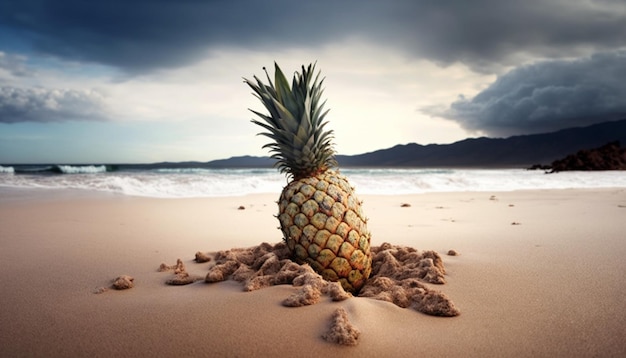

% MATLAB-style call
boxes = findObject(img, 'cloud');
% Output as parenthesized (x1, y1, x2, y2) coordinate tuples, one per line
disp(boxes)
(0, 87, 108, 123)
(428, 51, 626, 136)
(402, 0, 626, 72)
(0, 0, 385, 73)
(0, 52, 32, 77)
(1, 1, 625, 74)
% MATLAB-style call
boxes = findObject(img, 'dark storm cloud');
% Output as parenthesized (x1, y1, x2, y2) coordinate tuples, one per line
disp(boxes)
(1, 0, 625, 73)
(2, 0, 626, 132)
(0, 0, 383, 73)
(403, 0, 626, 72)
(0, 87, 107, 123)
(430, 51, 626, 136)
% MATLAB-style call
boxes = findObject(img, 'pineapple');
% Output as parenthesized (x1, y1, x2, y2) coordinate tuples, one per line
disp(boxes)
(244, 63, 372, 293)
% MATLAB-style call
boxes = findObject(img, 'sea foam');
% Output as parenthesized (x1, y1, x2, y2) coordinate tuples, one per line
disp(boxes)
(1, 167, 625, 198)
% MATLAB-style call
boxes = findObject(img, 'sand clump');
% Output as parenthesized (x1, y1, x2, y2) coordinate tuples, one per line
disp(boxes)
(370, 243, 447, 284)
(112, 275, 134, 290)
(93, 286, 109, 294)
(159, 258, 202, 285)
(159, 241, 459, 346)
(165, 271, 200, 286)
(94, 274, 135, 293)
(202, 242, 338, 306)
(157, 258, 185, 273)
(194, 251, 212, 263)
(197, 241, 459, 316)
(322, 307, 360, 346)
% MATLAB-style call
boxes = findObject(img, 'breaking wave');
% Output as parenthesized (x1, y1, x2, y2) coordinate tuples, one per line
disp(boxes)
(0, 165, 14, 174)
(55, 165, 109, 174)
(1, 166, 625, 198)
(2, 164, 116, 175)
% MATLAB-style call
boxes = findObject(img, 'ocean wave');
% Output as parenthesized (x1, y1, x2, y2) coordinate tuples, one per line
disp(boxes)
(0, 169, 285, 197)
(1, 168, 625, 198)
(0, 165, 15, 173)
(55, 165, 109, 174)
(7, 164, 116, 174)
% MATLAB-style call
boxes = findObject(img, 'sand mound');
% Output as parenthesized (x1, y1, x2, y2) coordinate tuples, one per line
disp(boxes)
(166, 272, 201, 285)
(322, 307, 360, 346)
(158, 258, 186, 273)
(325, 281, 352, 301)
(93, 286, 109, 294)
(359, 277, 459, 316)
(283, 283, 323, 307)
(370, 243, 447, 284)
(94, 274, 136, 293)
(112, 275, 134, 290)
(157, 241, 459, 345)
(197, 242, 459, 316)
(159, 258, 202, 285)
(194, 251, 212, 263)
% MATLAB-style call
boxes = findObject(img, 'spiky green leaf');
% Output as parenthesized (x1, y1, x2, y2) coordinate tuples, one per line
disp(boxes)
(244, 62, 337, 179)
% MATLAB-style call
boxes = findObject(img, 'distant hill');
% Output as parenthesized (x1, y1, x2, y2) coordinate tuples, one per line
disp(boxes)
(204, 155, 274, 168)
(206, 119, 626, 168)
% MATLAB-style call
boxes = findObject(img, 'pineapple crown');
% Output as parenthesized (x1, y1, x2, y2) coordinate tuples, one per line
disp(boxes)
(244, 62, 337, 180)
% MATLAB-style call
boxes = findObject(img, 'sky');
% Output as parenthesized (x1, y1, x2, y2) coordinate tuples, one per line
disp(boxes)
(1, 0, 626, 164)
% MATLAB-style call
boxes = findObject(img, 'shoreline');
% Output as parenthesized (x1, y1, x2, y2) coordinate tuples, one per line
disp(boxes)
(1, 189, 625, 357)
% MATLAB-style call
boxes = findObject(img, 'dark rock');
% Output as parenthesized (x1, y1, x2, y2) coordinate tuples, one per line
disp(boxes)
(527, 163, 552, 171)
(550, 141, 626, 172)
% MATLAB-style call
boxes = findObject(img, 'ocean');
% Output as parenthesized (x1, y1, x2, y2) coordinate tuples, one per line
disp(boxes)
(1, 164, 625, 198)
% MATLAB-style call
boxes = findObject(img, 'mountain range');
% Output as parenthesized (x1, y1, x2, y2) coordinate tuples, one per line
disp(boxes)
(205, 118, 626, 168)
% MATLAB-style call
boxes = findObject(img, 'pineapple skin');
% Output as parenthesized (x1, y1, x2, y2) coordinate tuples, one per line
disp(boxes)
(277, 169, 372, 293)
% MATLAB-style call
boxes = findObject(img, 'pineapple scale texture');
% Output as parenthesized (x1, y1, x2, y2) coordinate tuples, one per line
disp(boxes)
(278, 169, 372, 293)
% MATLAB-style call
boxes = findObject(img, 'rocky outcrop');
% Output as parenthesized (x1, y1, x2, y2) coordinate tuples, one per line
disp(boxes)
(549, 141, 626, 172)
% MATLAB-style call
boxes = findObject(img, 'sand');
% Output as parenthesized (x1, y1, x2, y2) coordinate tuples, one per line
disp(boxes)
(1, 188, 625, 357)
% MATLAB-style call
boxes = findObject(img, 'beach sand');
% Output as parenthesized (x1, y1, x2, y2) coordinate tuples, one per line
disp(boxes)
(1, 189, 625, 357)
